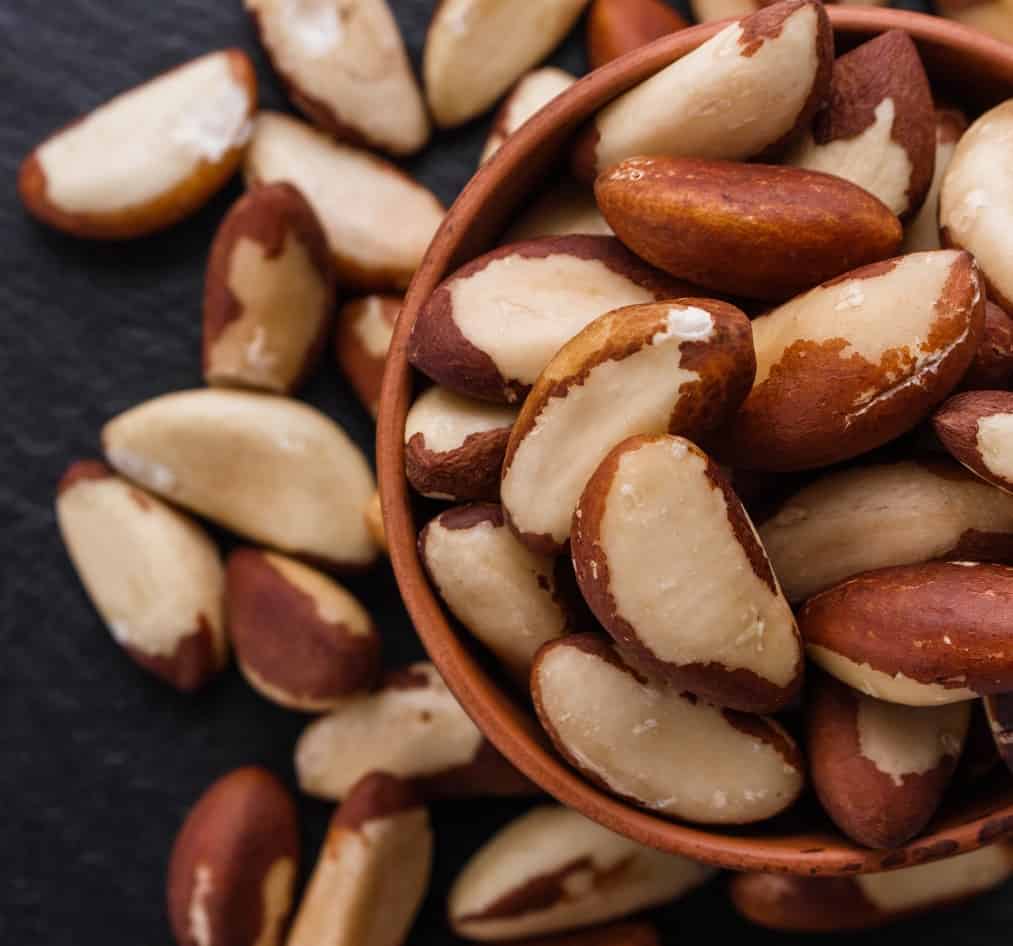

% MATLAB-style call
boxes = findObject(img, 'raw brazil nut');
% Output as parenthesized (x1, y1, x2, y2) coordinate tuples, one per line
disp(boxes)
(934, 390, 1013, 493)
(503, 180, 613, 242)
(586, 0, 688, 71)
(961, 301, 1013, 391)
(481, 68, 576, 164)
(334, 295, 401, 417)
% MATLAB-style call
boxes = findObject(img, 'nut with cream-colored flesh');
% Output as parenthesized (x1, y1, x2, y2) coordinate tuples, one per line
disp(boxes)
(504, 180, 613, 241)
(334, 295, 402, 417)
(167, 767, 299, 946)
(245, 0, 430, 155)
(481, 68, 576, 164)
(573, 436, 801, 712)
(244, 112, 444, 290)
(295, 662, 535, 799)
(720, 250, 985, 472)
(984, 693, 1013, 774)
(203, 182, 335, 395)
(934, 391, 1013, 493)
(533, 635, 805, 823)
(903, 108, 967, 253)
(56, 461, 227, 692)
(19, 50, 256, 239)
(501, 299, 755, 555)
(449, 803, 715, 940)
(287, 773, 431, 946)
(102, 389, 378, 569)
(571, 0, 832, 181)
(587, 0, 688, 70)
(962, 302, 1013, 391)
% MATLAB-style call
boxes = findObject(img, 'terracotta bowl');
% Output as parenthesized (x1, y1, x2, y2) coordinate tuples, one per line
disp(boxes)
(377, 7, 1013, 875)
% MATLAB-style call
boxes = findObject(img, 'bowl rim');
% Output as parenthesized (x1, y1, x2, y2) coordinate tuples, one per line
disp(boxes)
(377, 6, 1013, 875)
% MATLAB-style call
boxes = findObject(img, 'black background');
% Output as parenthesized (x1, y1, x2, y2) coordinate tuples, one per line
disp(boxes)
(2, 1, 1011, 943)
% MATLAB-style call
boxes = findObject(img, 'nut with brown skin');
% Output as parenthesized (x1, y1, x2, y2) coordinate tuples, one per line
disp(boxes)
(167, 767, 299, 946)
(934, 390, 1013, 493)
(56, 461, 227, 692)
(984, 693, 1013, 774)
(961, 302, 1013, 391)
(203, 182, 335, 395)
(481, 68, 576, 164)
(586, 0, 688, 70)
(503, 179, 613, 242)
(19, 50, 256, 239)
(571, 0, 833, 182)
(333, 295, 402, 417)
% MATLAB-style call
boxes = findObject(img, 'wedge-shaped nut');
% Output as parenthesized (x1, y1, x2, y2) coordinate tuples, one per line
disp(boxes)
(935, 391, 1013, 493)
(504, 179, 613, 241)
(410, 236, 690, 404)
(572, 436, 801, 711)
(56, 461, 226, 692)
(903, 108, 967, 253)
(760, 459, 1013, 602)
(502, 299, 755, 554)
(450, 803, 714, 940)
(424, 0, 590, 128)
(571, 0, 832, 181)
(808, 673, 970, 849)
(786, 31, 935, 219)
(287, 773, 431, 946)
(296, 662, 535, 799)
(334, 295, 401, 417)
(245, 112, 444, 290)
(227, 549, 380, 711)
(481, 68, 576, 164)
(203, 182, 335, 395)
(597, 156, 902, 301)
(245, 0, 430, 155)
(168, 767, 299, 946)
(365, 491, 387, 553)
(420, 504, 570, 680)
(19, 50, 256, 239)
(985, 693, 1013, 774)
(802, 561, 1013, 706)
(936, 0, 1013, 45)
(587, 0, 688, 70)
(721, 251, 985, 472)
(730, 844, 1013, 932)
(506, 922, 660, 946)
(962, 302, 1013, 391)
(406, 388, 517, 501)
(102, 389, 378, 569)
(533, 635, 805, 823)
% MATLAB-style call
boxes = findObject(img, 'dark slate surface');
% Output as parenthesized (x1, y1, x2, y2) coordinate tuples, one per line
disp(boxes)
(1, 1, 1011, 943)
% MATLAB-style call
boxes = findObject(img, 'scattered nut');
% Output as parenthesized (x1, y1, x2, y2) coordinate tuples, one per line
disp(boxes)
(961, 301, 1013, 391)
(334, 294, 402, 417)
(503, 179, 613, 241)
(934, 390, 1013, 493)
(587, 0, 688, 70)
(481, 68, 576, 163)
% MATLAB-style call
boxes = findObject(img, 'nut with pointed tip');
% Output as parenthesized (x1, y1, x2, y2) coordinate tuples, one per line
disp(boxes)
(934, 390, 1013, 493)
(481, 68, 576, 164)
(586, 0, 688, 71)
(334, 295, 402, 417)
(503, 179, 613, 242)
(961, 302, 1013, 391)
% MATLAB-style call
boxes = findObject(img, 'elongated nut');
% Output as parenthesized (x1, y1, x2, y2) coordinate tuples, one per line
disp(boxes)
(807, 673, 970, 849)
(481, 68, 575, 164)
(801, 561, 1013, 706)
(334, 295, 402, 417)
(572, 0, 832, 181)
(533, 635, 805, 823)
(406, 388, 517, 501)
(56, 461, 226, 692)
(167, 767, 299, 946)
(730, 843, 1013, 932)
(587, 0, 688, 70)
(102, 389, 378, 569)
(449, 804, 715, 940)
(596, 156, 902, 301)
(295, 662, 536, 800)
(409, 235, 692, 404)
(245, 0, 430, 155)
(934, 390, 1013, 494)
(962, 302, 1013, 391)
(227, 549, 380, 711)
(19, 50, 256, 239)
(420, 504, 570, 680)
(203, 182, 335, 395)
(424, 0, 590, 128)
(936, 0, 1013, 45)
(985, 693, 1013, 774)
(245, 112, 444, 291)
(365, 491, 387, 553)
(504, 179, 613, 241)
(903, 108, 967, 253)
(502, 299, 755, 555)
(287, 773, 431, 946)
(760, 459, 1013, 602)
(720, 250, 985, 472)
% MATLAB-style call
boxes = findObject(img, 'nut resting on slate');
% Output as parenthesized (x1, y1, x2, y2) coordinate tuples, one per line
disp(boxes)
(295, 662, 536, 800)
(56, 461, 227, 692)
(934, 391, 1013, 494)
(481, 68, 576, 165)
(334, 295, 401, 417)
(19, 50, 256, 238)
(586, 0, 688, 71)
(961, 302, 1013, 391)
(286, 773, 432, 946)
(168, 767, 299, 946)
(203, 181, 336, 395)
(503, 179, 613, 242)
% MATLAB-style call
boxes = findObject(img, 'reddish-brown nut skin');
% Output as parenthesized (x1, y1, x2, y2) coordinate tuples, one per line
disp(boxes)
(985, 693, 1013, 774)
(934, 390, 1013, 492)
(167, 767, 299, 946)
(961, 303, 1013, 391)
(503, 921, 660, 946)
(586, 0, 688, 70)
(406, 424, 511, 501)
(333, 295, 402, 417)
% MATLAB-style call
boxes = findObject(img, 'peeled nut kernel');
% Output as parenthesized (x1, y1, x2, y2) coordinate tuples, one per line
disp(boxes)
(334, 295, 401, 417)
(587, 0, 688, 70)
(102, 389, 378, 569)
(449, 804, 715, 940)
(596, 156, 902, 302)
(903, 108, 967, 253)
(984, 693, 1013, 774)
(408, 235, 692, 404)
(56, 461, 227, 692)
(503, 179, 613, 241)
(295, 662, 535, 800)
(572, 0, 833, 182)
(961, 302, 1013, 391)
(801, 561, 1013, 706)
(481, 68, 576, 164)
(245, 112, 444, 290)
(226, 549, 380, 712)
(287, 773, 431, 946)
(935, 391, 1013, 494)
(501, 299, 755, 555)
(936, 0, 1013, 45)
(406, 388, 517, 501)
(364, 491, 387, 553)
(203, 182, 335, 395)
(19, 50, 256, 239)
(720, 250, 986, 472)
(729, 843, 1013, 932)
(245, 0, 430, 156)
(167, 767, 299, 946)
